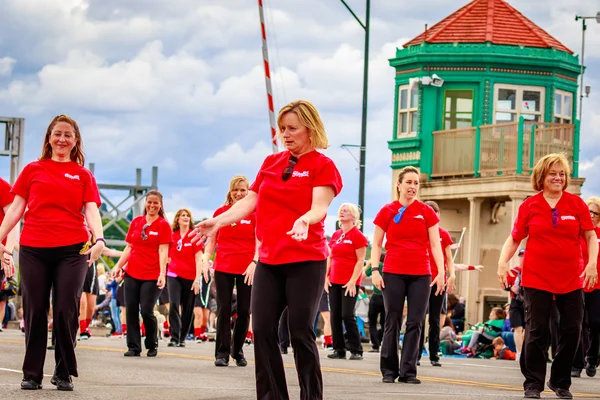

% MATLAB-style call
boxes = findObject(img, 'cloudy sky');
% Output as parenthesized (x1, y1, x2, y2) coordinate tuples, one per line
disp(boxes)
(0, 0, 598, 236)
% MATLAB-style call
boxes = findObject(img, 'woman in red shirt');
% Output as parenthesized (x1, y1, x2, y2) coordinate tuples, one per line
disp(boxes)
(0, 177, 18, 326)
(325, 203, 368, 361)
(370, 166, 445, 385)
(203, 175, 257, 367)
(167, 208, 203, 347)
(192, 100, 342, 400)
(112, 190, 172, 358)
(0, 115, 105, 391)
(498, 154, 598, 400)
(573, 196, 600, 378)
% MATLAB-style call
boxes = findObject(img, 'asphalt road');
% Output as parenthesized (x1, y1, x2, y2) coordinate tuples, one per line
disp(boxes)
(1, 329, 599, 399)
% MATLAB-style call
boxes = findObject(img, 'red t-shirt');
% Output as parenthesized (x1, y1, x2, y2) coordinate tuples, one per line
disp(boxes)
(11, 160, 101, 248)
(581, 226, 600, 292)
(512, 191, 594, 294)
(329, 226, 368, 285)
(249, 150, 343, 265)
(0, 178, 14, 246)
(374, 199, 439, 275)
(125, 215, 173, 280)
(429, 227, 453, 281)
(168, 229, 203, 280)
(213, 205, 256, 275)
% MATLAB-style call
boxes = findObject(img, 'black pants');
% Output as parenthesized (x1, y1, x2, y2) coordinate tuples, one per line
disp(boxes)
(124, 275, 162, 353)
(214, 271, 252, 361)
(368, 293, 385, 350)
(419, 288, 445, 362)
(380, 273, 430, 379)
(252, 260, 326, 400)
(167, 276, 195, 344)
(520, 287, 584, 392)
(575, 290, 600, 369)
(278, 308, 290, 350)
(20, 244, 88, 382)
(329, 283, 362, 356)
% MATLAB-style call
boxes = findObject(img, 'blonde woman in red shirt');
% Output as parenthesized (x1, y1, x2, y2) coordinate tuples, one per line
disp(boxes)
(112, 190, 172, 358)
(193, 100, 342, 400)
(0, 115, 105, 391)
(498, 154, 598, 399)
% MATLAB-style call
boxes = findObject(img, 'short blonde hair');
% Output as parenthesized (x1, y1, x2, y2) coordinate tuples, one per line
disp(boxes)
(338, 203, 362, 229)
(277, 100, 328, 149)
(531, 153, 570, 192)
(225, 175, 250, 206)
(586, 196, 600, 210)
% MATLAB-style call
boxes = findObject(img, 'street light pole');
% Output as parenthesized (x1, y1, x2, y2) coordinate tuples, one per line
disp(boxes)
(575, 12, 600, 122)
(340, 0, 370, 231)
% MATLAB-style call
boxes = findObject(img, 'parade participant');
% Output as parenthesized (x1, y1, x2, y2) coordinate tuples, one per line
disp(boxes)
(167, 208, 203, 347)
(363, 254, 385, 353)
(0, 114, 104, 391)
(203, 175, 256, 367)
(573, 196, 600, 378)
(370, 166, 445, 385)
(0, 177, 18, 331)
(418, 200, 456, 367)
(325, 203, 367, 360)
(192, 100, 342, 400)
(193, 259, 213, 342)
(505, 248, 526, 361)
(112, 190, 172, 357)
(498, 153, 598, 400)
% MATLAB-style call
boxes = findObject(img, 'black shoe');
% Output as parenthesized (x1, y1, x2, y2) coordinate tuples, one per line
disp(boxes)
(214, 358, 229, 367)
(523, 389, 541, 399)
(382, 376, 396, 383)
(368, 348, 379, 353)
(398, 376, 421, 384)
(124, 350, 141, 357)
(167, 341, 177, 347)
(47, 345, 55, 350)
(349, 353, 363, 360)
(327, 352, 346, 360)
(547, 381, 573, 399)
(147, 349, 158, 357)
(51, 376, 73, 391)
(570, 368, 581, 378)
(177, 342, 186, 348)
(235, 357, 248, 367)
(586, 363, 597, 377)
(431, 360, 442, 367)
(20, 379, 42, 390)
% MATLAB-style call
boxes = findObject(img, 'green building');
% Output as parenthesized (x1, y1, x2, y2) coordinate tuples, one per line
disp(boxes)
(388, 0, 584, 323)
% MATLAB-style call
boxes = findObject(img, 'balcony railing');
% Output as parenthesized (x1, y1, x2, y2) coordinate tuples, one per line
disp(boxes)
(431, 118, 575, 178)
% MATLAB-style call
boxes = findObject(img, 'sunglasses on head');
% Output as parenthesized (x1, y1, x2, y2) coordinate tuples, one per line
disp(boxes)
(281, 155, 299, 181)
(141, 223, 151, 240)
(393, 206, 407, 224)
(551, 208, 559, 228)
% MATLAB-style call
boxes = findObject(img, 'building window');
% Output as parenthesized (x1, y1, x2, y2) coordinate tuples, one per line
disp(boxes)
(397, 85, 419, 136)
(494, 85, 544, 123)
(554, 90, 573, 124)
(444, 90, 473, 130)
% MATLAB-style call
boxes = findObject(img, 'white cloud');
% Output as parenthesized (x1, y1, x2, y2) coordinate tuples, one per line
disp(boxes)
(0, 57, 16, 76)
(202, 141, 271, 173)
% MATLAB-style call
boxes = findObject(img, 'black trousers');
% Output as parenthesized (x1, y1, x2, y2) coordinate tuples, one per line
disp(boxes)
(419, 288, 446, 362)
(368, 293, 385, 350)
(214, 270, 252, 361)
(20, 244, 88, 382)
(520, 287, 584, 392)
(575, 290, 600, 369)
(252, 260, 326, 400)
(380, 273, 431, 379)
(167, 276, 195, 344)
(124, 275, 162, 353)
(329, 283, 362, 355)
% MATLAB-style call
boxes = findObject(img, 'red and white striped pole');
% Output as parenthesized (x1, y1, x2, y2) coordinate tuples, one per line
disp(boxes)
(258, 0, 278, 153)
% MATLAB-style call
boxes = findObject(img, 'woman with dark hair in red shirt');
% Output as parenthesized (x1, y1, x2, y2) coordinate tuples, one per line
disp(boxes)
(112, 190, 172, 358)
(193, 100, 342, 400)
(203, 175, 257, 367)
(498, 154, 598, 400)
(0, 115, 105, 391)
(370, 166, 445, 385)
(167, 208, 203, 347)
(325, 202, 368, 361)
